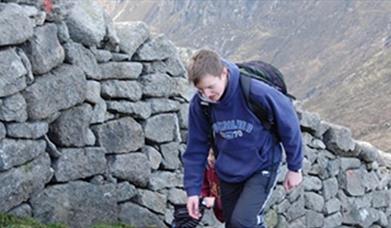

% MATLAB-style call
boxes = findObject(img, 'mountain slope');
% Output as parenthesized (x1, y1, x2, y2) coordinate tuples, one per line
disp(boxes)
(99, 0, 391, 152)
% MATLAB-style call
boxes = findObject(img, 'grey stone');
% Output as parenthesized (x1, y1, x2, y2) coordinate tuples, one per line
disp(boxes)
(323, 177, 339, 200)
(102, 11, 119, 51)
(168, 188, 187, 205)
(323, 124, 356, 156)
(53, 147, 106, 182)
(342, 206, 379, 227)
(314, 120, 331, 139)
(119, 202, 166, 228)
(310, 138, 326, 150)
(277, 199, 291, 214)
(144, 113, 181, 143)
(287, 184, 304, 203)
(304, 192, 324, 212)
(44, 135, 61, 158)
(0, 93, 27, 122)
(22, 23, 64, 75)
(19, 5, 45, 26)
(97, 62, 142, 80)
(148, 98, 180, 114)
(302, 157, 311, 175)
(101, 80, 142, 101)
(134, 34, 177, 61)
(48, 104, 92, 147)
(63, 42, 101, 78)
(31, 181, 118, 228)
(288, 215, 305, 228)
(377, 210, 388, 227)
(111, 53, 130, 61)
(115, 182, 137, 203)
(114, 21, 150, 56)
(362, 170, 380, 192)
(0, 153, 53, 212)
(108, 153, 151, 187)
(6, 121, 48, 139)
(303, 175, 322, 191)
(143, 55, 186, 77)
(286, 196, 305, 222)
(0, 122, 5, 140)
(143, 145, 162, 170)
(0, 48, 27, 97)
(65, 0, 106, 47)
(298, 110, 321, 133)
(266, 185, 286, 210)
(148, 171, 183, 190)
(339, 169, 365, 196)
(303, 145, 318, 165)
(324, 198, 341, 215)
(23, 64, 87, 120)
(106, 101, 151, 120)
(324, 212, 342, 228)
(315, 153, 331, 180)
(355, 140, 379, 163)
(92, 117, 144, 153)
(305, 210, 324, 228)
(161, 142, 181, 170)
(91, 48, 112, 63)
(136, 189, 166, 214)
(326, 158, 340, 177)
(15, 48, 33, 85)
(141, 73, 176, 98)
(372, 190, 391, 208)
(56, 21, 70, 43)
(86, 80, 102, 104)
(340, 157, 361, 171)
(8, 203, 32, 217)
(174, 77, 195, 102)
(302, 132, 313, 147)
(0, 139, 46, 171)
(90, 101, 107, 124)
(178, 103, 189, 129)
(0, 3, 33, 46)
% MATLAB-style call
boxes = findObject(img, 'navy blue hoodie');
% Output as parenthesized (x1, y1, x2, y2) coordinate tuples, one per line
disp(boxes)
(183, 60, 303, 197)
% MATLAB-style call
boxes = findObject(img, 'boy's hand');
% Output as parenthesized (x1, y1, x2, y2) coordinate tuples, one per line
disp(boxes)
(207, 149, 216, 167)
(283, 170, 303, 191)
(187, 195, 201, 219)
(203, 197, 215, 208)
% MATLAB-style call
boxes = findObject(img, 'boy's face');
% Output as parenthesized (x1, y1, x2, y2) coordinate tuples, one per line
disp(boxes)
(195, 68, 228, 103)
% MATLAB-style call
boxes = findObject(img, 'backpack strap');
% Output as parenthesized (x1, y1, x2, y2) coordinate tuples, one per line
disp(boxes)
(240, 75, 275, 134)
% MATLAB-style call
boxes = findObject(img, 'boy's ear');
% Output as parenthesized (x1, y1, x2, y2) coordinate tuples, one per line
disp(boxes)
(221, 67, 228, 79)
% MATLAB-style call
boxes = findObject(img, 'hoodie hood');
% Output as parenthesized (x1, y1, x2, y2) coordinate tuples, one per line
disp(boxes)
(220, 59, 240, 105)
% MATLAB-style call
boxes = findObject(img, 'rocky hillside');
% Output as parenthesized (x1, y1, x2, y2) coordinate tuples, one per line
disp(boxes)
(99, 0, 391, 153)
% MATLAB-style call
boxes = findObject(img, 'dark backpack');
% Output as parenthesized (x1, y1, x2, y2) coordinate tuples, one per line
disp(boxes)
(200, 60, 294, 157)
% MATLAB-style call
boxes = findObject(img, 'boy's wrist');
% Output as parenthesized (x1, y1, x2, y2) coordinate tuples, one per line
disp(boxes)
(289, 168, 302, 173)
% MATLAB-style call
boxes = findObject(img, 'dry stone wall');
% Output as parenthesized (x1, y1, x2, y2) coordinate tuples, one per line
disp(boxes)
(0, 1, 390, 228)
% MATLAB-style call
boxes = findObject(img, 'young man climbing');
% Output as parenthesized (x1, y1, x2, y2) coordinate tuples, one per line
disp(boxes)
(183, 49, 303, 227)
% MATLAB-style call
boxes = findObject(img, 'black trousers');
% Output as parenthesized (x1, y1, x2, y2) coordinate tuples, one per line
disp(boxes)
(220, 166, 279, 228)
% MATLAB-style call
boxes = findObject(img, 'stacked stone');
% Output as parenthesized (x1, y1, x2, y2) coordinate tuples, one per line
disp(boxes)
(0, 1, 194, 227)
(263, 108, 391, 228)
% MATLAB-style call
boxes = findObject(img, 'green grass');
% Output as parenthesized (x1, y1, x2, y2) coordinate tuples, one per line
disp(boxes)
(0, 213, 135, 228)
(0, 213, 65, 228)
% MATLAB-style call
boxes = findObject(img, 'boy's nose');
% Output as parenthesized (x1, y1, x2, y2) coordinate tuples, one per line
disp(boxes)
(204, 89, 213, 98)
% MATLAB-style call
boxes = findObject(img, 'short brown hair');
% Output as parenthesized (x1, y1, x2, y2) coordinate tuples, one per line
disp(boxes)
(187, 49, 224, 85)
